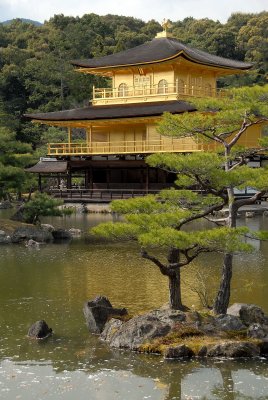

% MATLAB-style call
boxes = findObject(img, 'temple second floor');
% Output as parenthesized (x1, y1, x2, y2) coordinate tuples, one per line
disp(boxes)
(24, 99, 266, 158)
(46, 123, 265, 157)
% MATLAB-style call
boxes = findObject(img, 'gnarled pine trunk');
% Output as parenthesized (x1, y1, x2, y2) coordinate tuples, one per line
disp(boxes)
(213, 183, 237, 314)
(168, 248, 185, 310)
(213, 252, 233, 314)
(168, 269, 183, 310)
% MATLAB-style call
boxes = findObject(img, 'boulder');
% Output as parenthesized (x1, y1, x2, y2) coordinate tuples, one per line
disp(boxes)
(101, 313, 171, 350)
(83, 296, 128, 334)
(197, 346, 208, 357)
(100, 307, 185, 350)
(41, 224, 55, 233)
(227, 303, 267, 326)
(27, 320, 52, 339)
(69, 228, 82, 236)
(11, 226, 53, 243)
(25, 239, 40, 249)
(0, 230, 11, 244)
(52, 229, 72, 241)
(206, 341, 260, 358)
(101, 318, 124, 342)
(215, 314, 246, 331)
(164, 345, 194, 359)
(247, 323, 268, 339)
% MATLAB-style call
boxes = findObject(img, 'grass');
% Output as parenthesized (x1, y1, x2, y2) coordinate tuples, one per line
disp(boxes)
(0, 218, 32, 234)
(138, 323, 259, 355)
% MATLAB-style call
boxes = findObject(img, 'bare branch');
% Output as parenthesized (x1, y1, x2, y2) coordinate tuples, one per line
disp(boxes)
(177, 247, 211, 268)
(235, 190, 266, 208)
(229, 118, 268, 148)
(178, 200, 226, 229)
(141, 248, 171, 276)
(203, 215, 228, 226)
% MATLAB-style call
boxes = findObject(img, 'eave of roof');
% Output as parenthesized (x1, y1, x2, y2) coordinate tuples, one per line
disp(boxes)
(71, 37, 253, 71)
(26, 161, 68, 173)
(24, 100, 196, 123)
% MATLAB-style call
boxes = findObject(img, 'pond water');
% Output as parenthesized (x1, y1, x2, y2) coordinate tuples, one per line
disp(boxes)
(0, 210, 268, 399)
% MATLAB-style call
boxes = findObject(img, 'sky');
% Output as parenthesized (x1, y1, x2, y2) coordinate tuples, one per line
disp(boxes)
(0, 0, 267, 23)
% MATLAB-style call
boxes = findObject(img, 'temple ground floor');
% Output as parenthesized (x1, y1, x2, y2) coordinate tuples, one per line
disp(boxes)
(27, 156, 176, 202)
(27, 154, 268, 203)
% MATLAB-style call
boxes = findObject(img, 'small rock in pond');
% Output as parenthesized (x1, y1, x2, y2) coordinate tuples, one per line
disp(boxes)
(28, 320, 52, 339)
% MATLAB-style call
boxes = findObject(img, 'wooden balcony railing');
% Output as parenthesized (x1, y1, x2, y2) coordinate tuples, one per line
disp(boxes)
(48, 139, 204, 156)
(93, 83, 228, 102)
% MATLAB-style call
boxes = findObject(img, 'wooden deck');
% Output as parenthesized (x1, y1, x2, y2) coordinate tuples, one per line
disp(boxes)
(49, 188, 159, 203)
(49, 187, 268, 204)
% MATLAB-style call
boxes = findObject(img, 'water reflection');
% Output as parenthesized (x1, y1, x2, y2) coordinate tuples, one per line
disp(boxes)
(0, 211, 268, 399)
(1, 356, 268, 399)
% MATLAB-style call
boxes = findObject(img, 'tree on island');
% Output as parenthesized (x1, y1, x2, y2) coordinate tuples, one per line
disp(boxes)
(93, 85, 268, 312)
(12, 192, 72, 224)
(92, 191, 254, 311)
(148, 84, 268, 314)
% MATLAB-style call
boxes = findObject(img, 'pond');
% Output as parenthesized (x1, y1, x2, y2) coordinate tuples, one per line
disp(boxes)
(0, 210, 268, 399)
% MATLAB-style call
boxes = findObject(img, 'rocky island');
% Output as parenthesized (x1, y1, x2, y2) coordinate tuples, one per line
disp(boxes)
(84, 296, 268, 359)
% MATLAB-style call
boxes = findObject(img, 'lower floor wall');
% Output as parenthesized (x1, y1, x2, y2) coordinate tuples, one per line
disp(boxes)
(37, 159, 176, 192)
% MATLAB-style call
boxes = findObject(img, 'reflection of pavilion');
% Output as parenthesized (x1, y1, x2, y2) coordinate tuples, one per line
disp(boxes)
(25, 26, 259, 201)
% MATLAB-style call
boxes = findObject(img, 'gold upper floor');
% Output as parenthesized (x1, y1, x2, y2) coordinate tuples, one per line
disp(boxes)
(90, 59, 231, 105)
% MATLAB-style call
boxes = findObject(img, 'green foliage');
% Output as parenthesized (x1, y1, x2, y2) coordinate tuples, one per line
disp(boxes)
(92, 192, 253, 256)
(22, 192, 71, 223)
(0, 127, 33, 199)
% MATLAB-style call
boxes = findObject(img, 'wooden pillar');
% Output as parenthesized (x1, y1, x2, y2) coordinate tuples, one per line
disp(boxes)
(68, 127, 71, 154)
(67, 169, 72, 189)
(86, 126, 92, 154)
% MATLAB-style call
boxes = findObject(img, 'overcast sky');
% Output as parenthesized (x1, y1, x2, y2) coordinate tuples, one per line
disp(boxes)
(0, 0, 267, 23)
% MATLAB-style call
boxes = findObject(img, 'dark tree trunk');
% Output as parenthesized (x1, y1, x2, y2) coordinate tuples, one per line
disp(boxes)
(213, 252, 233, 314)
(168, 269, 184, 310)
(213, 184, 237, 314)
(167, 248, 185, 310)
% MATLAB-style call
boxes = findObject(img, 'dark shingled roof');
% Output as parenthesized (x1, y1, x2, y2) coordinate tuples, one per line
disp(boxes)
(24, 100, 196, 122)
(26, 161, 68, 173)
(71, 37, 253, 70)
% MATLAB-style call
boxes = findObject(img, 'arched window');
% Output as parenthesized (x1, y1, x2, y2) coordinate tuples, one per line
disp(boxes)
(158, 79, 168, 94)
(118, 83, 128, 97)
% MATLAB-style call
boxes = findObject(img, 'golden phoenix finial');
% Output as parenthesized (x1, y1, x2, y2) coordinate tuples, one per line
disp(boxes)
(161, 18, 172, 33)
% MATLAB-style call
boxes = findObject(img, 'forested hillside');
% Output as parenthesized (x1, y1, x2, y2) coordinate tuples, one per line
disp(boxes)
(0, 12, 267, 198)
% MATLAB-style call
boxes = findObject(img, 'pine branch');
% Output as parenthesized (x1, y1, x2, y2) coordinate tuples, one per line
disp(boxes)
(234, 190, 266, 208)
(140, 248, 171, 276)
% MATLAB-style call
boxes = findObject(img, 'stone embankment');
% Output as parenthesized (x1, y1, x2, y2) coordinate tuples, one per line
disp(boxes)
(84, 297, 268, 359)
(0, 220, 81, 244)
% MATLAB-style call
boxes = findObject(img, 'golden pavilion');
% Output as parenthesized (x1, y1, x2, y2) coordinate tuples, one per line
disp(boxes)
(25, 25, 260, 200)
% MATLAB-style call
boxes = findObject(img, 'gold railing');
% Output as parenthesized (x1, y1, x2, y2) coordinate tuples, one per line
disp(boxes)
(93, 83, 228, 101)
(48, 139, 204, 156)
